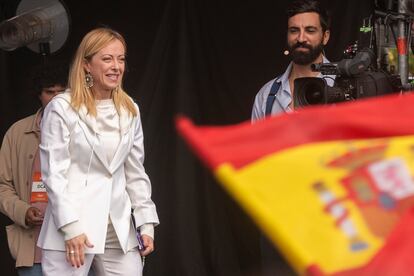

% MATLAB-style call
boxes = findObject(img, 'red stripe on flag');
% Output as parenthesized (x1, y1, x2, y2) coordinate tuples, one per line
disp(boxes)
(176, 93, 414, 169)
(306, 264, 326, 276)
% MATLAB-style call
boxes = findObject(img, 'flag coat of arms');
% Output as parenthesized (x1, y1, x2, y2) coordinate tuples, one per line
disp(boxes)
(176, 93, 414, 276)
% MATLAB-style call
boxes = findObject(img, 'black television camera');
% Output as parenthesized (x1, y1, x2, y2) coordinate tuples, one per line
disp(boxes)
(292, 0, 414, 108)
(293, 48, 401, 107)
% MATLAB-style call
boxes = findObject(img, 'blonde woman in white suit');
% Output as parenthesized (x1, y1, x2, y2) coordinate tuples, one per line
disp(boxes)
(38, 27, 159, 276)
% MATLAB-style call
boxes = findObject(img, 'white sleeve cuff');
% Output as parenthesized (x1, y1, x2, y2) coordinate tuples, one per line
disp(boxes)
(60, 221, 83, 241)
(139, 223, 154, 240)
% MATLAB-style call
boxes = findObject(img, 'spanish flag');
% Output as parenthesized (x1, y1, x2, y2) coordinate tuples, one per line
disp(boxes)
(176, 93, 414, 276)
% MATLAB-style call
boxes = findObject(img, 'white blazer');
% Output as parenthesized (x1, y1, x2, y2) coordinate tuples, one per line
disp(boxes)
(37, 92, 159, 254)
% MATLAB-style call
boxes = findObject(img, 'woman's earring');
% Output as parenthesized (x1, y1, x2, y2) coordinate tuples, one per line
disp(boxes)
(85, 72, 94, 88)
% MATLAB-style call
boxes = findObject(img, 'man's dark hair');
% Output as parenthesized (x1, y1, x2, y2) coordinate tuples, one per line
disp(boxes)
(286, 0, 331, 33)
(31, 60, 68, 96)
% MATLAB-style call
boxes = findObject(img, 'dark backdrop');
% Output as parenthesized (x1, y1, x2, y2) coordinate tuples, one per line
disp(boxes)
(0, 0, 373, 275)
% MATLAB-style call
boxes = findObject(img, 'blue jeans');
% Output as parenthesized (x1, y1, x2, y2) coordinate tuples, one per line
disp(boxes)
(16, 264, 42, 276)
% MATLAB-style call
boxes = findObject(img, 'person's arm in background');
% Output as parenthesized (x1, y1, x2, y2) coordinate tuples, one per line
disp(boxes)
(0, 126, 33, 228)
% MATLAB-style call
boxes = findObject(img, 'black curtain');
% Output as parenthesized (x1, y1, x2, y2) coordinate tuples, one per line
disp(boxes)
(0, 0, 373, 275)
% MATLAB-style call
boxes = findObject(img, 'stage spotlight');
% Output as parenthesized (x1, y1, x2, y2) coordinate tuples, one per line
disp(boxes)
(0, 0, 70, 54)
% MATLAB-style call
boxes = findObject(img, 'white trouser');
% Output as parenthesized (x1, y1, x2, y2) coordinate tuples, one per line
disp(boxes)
(42, 247, 143, 276)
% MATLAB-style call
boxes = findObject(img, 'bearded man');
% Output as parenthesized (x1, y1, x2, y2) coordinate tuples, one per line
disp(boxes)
(252, 0, 335, 120)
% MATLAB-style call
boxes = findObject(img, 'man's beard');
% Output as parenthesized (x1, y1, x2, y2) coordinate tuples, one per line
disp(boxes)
(288, 41, 324, 65)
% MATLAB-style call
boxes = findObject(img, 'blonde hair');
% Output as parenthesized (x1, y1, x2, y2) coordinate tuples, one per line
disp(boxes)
(68, 27, 137, 117)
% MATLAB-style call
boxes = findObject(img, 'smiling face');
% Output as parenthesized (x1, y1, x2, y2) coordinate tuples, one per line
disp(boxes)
(84, 39, 125, 97)
(287, 12, 330, 65)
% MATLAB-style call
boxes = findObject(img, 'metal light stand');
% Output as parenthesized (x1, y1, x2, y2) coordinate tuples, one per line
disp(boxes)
(397, 0, 410, 87)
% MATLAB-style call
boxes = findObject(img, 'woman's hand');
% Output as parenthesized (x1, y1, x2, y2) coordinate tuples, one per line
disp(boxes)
(139, 234, 154, 256)
(65, 234, 94, 268)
